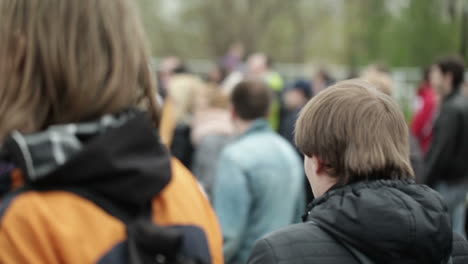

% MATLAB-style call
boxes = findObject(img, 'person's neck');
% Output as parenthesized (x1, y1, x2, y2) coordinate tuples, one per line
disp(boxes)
(312, 176, 338, 198)
(234, 119, 255, 135)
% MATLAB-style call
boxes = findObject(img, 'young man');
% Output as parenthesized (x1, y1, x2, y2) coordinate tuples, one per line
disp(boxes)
(213, 81, 304, 264)
(0, 1, 222, 263)
(248, 80, 468, 264)
(425, 56, 468, 236)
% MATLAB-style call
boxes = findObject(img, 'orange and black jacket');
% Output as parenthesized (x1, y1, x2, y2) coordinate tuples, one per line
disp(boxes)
(0, 110, 223, 264)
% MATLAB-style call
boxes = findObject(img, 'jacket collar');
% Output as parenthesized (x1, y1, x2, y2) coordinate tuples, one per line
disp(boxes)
(0, 109, 172, 213)
(304, 179, 452, 263)
(239, 119, 271, 139)
(443, 86, 463, 103)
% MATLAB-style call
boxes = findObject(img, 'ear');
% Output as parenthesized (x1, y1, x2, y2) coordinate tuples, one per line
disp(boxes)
(313, 156, 328, 175)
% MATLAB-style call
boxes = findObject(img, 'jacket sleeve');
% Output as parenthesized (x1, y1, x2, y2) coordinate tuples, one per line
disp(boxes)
(213, 151, 251, 263)
(424, 107, 459, 186)
(451, 232, 468, 264)
(247, 238, 277, 264)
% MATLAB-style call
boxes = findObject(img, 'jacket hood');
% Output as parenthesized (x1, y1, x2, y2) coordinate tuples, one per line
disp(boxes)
(306, 179, 452, 264)
(1, 109, 171, 216)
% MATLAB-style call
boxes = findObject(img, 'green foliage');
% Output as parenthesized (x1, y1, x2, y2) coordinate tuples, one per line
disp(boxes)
(136, 0, 467, 67)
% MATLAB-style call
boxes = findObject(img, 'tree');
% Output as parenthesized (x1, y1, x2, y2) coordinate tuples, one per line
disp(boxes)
(136, 0, 466, 67)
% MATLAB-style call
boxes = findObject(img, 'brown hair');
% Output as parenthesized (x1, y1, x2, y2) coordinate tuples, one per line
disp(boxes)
(295, 79, 414, 185)
(0, 0, 159, 140)
(231, 80, 272, 121)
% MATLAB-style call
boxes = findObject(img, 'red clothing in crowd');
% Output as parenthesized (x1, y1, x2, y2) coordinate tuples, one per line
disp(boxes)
(411, 82, 438, 154)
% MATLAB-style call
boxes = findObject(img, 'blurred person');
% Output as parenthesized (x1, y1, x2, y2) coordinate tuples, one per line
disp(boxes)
(191, 84, 234, 198)
(411, 67, 439, 155)
(206, 65, 227, 85)
(425, 56, 468, 236)
(312, 68, 335, 94)
(361, 66, 424, 183)
(157, 56, 182, 98)
(0, 1, 223, 263)
(246, 53, 285, 131)
(221, 42, 245, 73)
(213, 81, 304, 264)
(280, 79, 314, 203)
(219, 44, 246, 95)
(280, 80, 313, 145)
(248, 80, 468, 264)
(360, 64, 394, 95)
(165, 66, 206, 168)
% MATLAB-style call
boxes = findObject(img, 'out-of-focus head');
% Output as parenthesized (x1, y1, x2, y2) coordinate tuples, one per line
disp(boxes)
(207, 65, 227, 84)
(431, 56, 465, 97)
(295, 79, 413, 197)
(313, 68, 334, 94)
(168, 75, 205, 124)
(229, 42, 245, 58)
(284, 80, 312, 110)
(0, 0, 159, 141)
(160, 56, 182, 74)
(230, 80, 272, 122)
(247, 53, 268, 78)
(360, 65, 394, 96)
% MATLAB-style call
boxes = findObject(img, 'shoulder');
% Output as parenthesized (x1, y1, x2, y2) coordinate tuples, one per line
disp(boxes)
(452, 232, 468, 264)
(153, 158, 224, 264)
(1, 189, 123, 226)
(442, 94, 468, 114)
(218, 139, 251, 167)
(0, 190, 126, 263)
(154, 159, 215, 219)
(248, 222, 357, 264)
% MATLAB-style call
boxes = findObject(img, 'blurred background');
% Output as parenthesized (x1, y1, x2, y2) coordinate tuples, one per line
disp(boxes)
(136, 0, 468, 118)
(137, 0, 466, 66)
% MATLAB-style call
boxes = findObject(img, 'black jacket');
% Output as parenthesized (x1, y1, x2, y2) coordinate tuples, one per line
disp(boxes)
(248, 180, 468, 264)
(425, 91, 468, 186)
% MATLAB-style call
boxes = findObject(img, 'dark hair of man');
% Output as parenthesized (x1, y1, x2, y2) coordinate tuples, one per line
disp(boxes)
(436, 56, 465, 90)
(230, 80, 272, 121)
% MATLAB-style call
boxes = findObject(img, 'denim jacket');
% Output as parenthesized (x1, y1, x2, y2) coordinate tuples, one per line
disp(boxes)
(213, 119, 305, 264)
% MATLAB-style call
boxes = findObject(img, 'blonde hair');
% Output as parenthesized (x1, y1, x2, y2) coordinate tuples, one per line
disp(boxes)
(295, 79, 414, 185)
(361, 66, 394, 96)
(0, 0, 159, 140)
(168, 74, 206, 124)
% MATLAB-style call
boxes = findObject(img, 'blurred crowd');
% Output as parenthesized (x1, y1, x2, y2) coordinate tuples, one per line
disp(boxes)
(157, 45, 468, 263)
